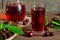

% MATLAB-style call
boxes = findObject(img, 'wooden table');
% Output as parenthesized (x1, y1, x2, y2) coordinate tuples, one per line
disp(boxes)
(12, 30, 60, 40)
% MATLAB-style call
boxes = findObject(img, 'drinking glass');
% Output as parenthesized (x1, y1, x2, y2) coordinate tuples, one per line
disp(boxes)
(31, 2, 46, 35)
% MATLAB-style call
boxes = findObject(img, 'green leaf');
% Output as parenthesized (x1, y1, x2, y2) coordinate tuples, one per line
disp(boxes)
(54, 25, 60, 30)
(3, 21, 12, 28)
(45, 19, 49, 25)
(0, 23, 3, 30)
(0, 23, 24, 34)
(3, 24, 8, 28)
(0, 37, 3, 40)
(51, 20, 60, 25)
(8, 25, 24, 34)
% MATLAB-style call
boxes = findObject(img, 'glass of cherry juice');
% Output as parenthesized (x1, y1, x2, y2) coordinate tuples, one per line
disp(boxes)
(31, 4, 45, 35)
(5, 1, 26, 23)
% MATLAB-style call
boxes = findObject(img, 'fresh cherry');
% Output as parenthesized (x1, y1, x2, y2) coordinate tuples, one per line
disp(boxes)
(23, 19, 29, 25)
(23, 21, 28, 25)
(44, 26, 48, 31)
(48, 22, 54, 28)
(43, 32, 49, 37)
(25, 32, 34, 37)
(49, 32, 54, 36)
(0, 28, 14, 40)
(52, 17, 57, 20)
(29, 32, 34, 37)
(49, 24, 54, 28)
(26, 19, 29, 22)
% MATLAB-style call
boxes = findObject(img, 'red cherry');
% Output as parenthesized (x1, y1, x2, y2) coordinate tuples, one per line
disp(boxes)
(48, 22, 54, 28)
(25, 19, 29, 22)
(50, 24, 54, 28)
(23, 21, 28, 25)
(25, 32, 34, 37)
(43, 32, 49, 37)
(45, 26, 48, 31)
(23, 19, 29, 25)
(29, 32, 34, 37)
(52, 17, 57, 20)
(49, 32, 54, 36)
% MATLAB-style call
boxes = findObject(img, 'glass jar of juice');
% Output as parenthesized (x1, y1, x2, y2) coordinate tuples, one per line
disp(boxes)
(5, 0, 26, 23)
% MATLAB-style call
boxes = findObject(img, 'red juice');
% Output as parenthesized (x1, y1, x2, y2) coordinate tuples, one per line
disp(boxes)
(31, 7, 45, 31)
(5, 2, 26, 21)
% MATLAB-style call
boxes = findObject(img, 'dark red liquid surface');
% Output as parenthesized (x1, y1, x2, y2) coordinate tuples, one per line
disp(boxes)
(31, 7, 45, 31)
(5, 2, 26, 21)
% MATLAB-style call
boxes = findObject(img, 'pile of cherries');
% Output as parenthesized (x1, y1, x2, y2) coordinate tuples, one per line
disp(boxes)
(0, 28, 14, 40)
(23, 27, 54, 37)
(43, 17, 57, 37)
(44, 24, 54, 37)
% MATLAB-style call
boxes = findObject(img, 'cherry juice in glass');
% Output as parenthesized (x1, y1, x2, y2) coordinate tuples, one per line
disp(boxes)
(31, 7, 45, 32)
(5, 2, 26, 22)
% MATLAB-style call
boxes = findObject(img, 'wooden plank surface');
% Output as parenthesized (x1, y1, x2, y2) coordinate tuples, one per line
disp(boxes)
(12, 30, 60, 40)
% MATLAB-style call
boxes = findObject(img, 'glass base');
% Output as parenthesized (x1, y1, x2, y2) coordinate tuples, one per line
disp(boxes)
(32, 30, 45, 36)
